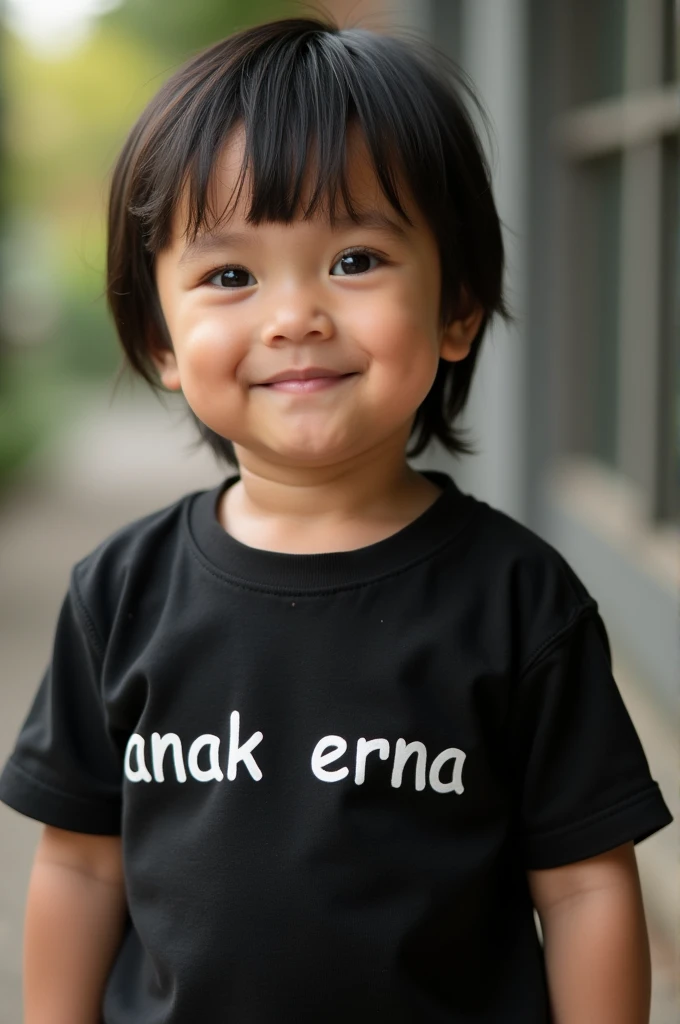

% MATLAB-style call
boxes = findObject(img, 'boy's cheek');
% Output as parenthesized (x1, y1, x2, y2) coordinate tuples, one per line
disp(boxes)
(173, 321, 249, 381)
(358, 313, 441, 370)
(346, 283, 440, 345)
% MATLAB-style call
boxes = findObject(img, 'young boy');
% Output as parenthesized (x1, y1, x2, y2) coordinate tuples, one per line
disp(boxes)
(0, 16, 672, 1024)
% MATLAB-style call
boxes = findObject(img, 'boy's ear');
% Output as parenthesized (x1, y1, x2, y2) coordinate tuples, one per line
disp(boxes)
(153, 347, 182, 391)
(148, 319, 182, 391)
(439, 294, 484, 363)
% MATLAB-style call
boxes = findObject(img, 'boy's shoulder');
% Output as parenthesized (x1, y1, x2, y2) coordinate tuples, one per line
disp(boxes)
(466, 495, 589, 597)
(69, 484, 216, 638)
(455, 492, 599, 673)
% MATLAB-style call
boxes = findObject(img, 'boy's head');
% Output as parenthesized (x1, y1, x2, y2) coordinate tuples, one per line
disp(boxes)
(107, 17, 507, 471)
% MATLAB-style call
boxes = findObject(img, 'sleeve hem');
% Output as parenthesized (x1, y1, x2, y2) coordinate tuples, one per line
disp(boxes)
(0, 758, 122, 835)
(523, 783, 673, 869)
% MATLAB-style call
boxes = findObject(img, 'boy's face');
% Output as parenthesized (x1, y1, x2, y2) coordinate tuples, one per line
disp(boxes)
(154, 130, 481, 473)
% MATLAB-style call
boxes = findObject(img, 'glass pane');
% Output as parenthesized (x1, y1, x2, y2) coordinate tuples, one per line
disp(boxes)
(565, 0, 626, 105)
(666, 138, 680, 517)
(648, 132, 679, 522)
(665, 0, 678, 81)
(588, 154, 623, 468)
(564, 154, 622, 466)
(432, 0, 463, 64)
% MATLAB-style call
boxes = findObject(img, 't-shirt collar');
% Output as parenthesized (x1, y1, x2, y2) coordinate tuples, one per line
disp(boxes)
(187, 470, 474, 593)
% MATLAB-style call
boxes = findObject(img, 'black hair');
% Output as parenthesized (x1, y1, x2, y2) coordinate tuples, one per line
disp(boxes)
(107, 16, 508, 465)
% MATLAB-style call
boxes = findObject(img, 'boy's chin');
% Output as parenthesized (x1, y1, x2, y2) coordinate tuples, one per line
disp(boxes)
(233, 437, 368, 473)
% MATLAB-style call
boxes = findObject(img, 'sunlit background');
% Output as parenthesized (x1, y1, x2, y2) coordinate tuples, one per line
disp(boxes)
(0, 1, 678, 1021)
(0, 0, 297, 479)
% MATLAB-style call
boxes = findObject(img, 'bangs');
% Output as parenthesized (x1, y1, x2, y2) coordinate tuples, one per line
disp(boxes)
(128, 20, 486, 249)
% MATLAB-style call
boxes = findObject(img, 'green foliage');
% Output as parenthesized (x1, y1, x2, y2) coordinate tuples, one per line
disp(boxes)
(54, 296, 121, 380)
(4, 29, 167, 212)
(0, 353, 79, 488)
(103, 0, 298, 61)
(0, 0, 301, 487)
(0, 389, 41, 485)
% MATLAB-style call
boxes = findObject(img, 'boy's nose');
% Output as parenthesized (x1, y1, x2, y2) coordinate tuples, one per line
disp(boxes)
(260, 299, 334, 347)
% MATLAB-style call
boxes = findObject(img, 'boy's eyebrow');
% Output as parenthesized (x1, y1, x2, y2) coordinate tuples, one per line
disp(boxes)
(178, 231, 251, 266)
(332, 211, 409, 238)
(177, 211, 408, 265)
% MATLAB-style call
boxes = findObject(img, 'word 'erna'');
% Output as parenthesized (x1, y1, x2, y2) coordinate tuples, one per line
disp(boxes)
(124, 712, 466, 794)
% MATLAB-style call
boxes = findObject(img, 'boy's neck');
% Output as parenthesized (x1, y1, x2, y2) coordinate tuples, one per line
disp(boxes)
(217, 448, 443, 555)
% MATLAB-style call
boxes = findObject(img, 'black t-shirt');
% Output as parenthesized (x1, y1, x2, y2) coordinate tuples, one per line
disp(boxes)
(0, 471, 671, 1023)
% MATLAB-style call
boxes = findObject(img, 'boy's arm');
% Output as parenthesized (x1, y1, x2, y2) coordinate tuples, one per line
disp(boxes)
(528, 841, 651, 1024)
(24, 825, 127, 1024)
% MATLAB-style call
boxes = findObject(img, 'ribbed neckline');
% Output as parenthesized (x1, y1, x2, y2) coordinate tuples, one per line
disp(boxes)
(187, 470, 475, 593)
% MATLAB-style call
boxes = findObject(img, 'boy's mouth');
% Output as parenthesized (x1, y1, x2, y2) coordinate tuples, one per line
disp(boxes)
(255, 368, 358, 393)
(259, 366, 353, 384)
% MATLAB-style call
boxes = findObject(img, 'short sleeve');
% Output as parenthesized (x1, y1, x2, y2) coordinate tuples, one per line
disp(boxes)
(0, 570, 123, 834)
(514, 606, 672, 869)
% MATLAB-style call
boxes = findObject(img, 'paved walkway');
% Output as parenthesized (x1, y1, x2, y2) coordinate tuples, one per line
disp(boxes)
(0, 394, 222, 1022)
(0, 394, 676, 1021)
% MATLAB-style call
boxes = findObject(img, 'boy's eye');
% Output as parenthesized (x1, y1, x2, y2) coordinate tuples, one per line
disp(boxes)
(330, 251, 380, 276)
(208, 267, 256, 288)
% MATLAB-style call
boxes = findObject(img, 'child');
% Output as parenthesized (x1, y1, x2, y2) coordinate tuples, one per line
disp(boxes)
(0, 16, 672, 1024)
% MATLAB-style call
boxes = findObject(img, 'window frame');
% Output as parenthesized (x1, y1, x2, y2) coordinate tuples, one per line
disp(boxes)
(527, 0, 679, 719)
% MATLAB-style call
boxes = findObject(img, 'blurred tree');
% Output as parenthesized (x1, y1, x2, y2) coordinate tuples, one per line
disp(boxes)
(3, 28, 168, 381)
(103, 0, 298, 62)
(0, 0, 300, 488)
(0, 23, 5, 364)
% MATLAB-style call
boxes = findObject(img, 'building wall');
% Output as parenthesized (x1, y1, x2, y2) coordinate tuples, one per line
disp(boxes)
(325, 0, 678, 724)
(327, 0, 679, 957)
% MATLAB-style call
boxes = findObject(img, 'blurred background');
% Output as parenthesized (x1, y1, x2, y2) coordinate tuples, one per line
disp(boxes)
(0, 0, 678, 1020)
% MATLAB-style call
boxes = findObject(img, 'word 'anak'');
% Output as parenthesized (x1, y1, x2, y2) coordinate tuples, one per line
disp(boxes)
(124, 712, 466, 794)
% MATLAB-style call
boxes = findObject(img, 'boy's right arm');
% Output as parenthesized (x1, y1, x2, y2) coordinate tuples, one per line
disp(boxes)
(24, 825, 127, 1024)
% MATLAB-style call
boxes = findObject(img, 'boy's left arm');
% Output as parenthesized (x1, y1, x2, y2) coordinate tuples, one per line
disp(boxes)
(528, 841, 651, 1024)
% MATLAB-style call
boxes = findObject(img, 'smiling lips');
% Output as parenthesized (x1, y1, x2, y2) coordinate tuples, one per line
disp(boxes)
(257, 367, 357, 393)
